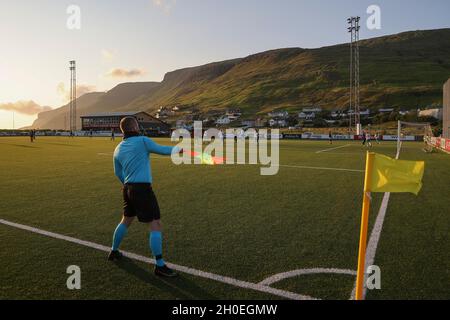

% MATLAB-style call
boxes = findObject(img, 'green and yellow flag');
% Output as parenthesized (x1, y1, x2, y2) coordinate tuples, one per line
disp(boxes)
(370, 153, 425, 195)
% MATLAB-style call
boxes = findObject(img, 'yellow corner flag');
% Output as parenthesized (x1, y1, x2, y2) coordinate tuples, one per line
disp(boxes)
(355, 152, 424, 300)
(371, 153, 425, 195)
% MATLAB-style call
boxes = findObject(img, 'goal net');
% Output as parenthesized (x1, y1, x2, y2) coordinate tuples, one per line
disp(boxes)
(397, 121, 434, 159)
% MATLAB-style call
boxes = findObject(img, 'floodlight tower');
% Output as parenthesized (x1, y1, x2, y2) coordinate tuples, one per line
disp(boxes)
(347, 17, 361, 134)
(69, 60, 77, 132)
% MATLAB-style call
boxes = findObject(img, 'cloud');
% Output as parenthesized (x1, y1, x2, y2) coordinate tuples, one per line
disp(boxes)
(0, 100, 52, 115)
(105, 68, 147, 78)
(152, 0, 176, 13)
(57, 83, 96, 102)
(101, 49, 115, 62)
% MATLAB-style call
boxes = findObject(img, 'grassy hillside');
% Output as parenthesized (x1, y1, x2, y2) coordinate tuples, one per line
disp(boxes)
(90, 81, 160, 114)
(126, 28, 450, 117)
(31, 29, 450, 129)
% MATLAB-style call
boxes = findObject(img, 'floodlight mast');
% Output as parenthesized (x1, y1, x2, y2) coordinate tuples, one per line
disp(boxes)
(348, 21, 353, 134)
(69, 60, 77, 133)
(347, 17, 361, 134)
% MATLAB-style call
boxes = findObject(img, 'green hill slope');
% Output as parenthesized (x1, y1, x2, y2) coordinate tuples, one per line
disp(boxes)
(127, 28, 450, 116)
(32, 28, 450, 129)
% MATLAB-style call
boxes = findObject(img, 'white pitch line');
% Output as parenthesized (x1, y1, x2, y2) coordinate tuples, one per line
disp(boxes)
(278, 164, 364, 173)
(363, 193, 391, 296)
(316, 144, 352, 154)
(97, 153, 363, 173)
(0, 218, 315, 300)
(259, 268, 356, 286)
(155, 158, 364, 172)
(349, 192, 391, 300)
(349, 148, 401, 300)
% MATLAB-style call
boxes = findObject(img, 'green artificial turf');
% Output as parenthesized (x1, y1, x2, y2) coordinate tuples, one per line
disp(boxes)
(0, 137, 448, 300)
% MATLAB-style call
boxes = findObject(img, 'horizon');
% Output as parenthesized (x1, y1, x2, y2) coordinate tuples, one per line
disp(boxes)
(1, 0, 450, 129)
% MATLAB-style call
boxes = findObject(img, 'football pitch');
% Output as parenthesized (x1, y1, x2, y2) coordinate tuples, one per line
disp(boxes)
(0, 137, 449, 300)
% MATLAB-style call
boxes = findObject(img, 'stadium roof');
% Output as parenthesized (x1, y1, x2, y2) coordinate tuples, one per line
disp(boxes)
(80, 111, 148, 118)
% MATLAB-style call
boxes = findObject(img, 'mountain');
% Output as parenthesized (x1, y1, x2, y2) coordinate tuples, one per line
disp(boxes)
(86, 81, 160, 114)
(125, 28, 450, 115)
(30, 82, 159, 129)
(30, 92, 104, 130)
(31, 28, 450, 129)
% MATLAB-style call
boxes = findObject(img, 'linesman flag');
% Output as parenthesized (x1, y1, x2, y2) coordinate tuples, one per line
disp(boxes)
(355, 152, 425, 300)
(189, 151, 225, 165)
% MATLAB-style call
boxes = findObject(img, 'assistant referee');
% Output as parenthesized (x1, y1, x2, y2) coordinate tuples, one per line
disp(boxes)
(108, 116, 181, 277)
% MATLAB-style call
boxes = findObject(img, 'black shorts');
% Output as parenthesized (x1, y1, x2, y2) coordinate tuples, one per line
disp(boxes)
(123, 183, 160, 223)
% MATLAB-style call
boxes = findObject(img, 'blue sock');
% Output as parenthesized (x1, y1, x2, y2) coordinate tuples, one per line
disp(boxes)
(150, 231, 165, 267)
(111, 223, 128, 251)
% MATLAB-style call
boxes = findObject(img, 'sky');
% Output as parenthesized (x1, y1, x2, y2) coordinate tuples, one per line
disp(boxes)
(1, 0, 450, 129)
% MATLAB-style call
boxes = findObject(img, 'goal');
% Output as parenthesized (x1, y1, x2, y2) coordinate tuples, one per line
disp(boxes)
(396, 121, 434, 159)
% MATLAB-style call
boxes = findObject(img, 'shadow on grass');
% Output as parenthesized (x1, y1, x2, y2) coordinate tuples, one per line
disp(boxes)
(38, 142, 81, 147)
(114, 257, 217, 299)
(1, 143, 39, 149)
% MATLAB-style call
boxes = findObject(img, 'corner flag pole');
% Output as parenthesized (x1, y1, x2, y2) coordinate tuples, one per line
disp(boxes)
(355, 152, 375, 300)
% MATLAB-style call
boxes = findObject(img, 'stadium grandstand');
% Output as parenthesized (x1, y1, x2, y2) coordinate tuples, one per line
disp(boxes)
(80, 111, 171, 136)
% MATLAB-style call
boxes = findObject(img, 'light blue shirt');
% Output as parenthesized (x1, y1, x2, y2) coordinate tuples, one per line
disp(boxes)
(113, 136, 177, 184)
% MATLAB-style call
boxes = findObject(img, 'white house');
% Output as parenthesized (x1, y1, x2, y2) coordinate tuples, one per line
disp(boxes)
(216, 117, 231, 125)
(241, 120, 256, 127)
(298, 112, 316, 120)
(379, 108, 395, 113)
(155, 106, 173, 119)
(269, 119, 287, 127)
(331, 110, 346, 118)
(302, 107, 322, 113)
(227, 114, 240, 121)
(226, 109, 242, 117)
(347, 109, 370, 117)
(418, 108, 443, 120)
(268, 110, 289, 118)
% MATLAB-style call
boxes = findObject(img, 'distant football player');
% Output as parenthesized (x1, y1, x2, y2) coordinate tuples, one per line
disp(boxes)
(366, 133, 372, 147)
(362, 130, 367, 146)
(363, 130, 372, 148)
(374, 132, 380, 144)
(109, 116, 182, 277)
